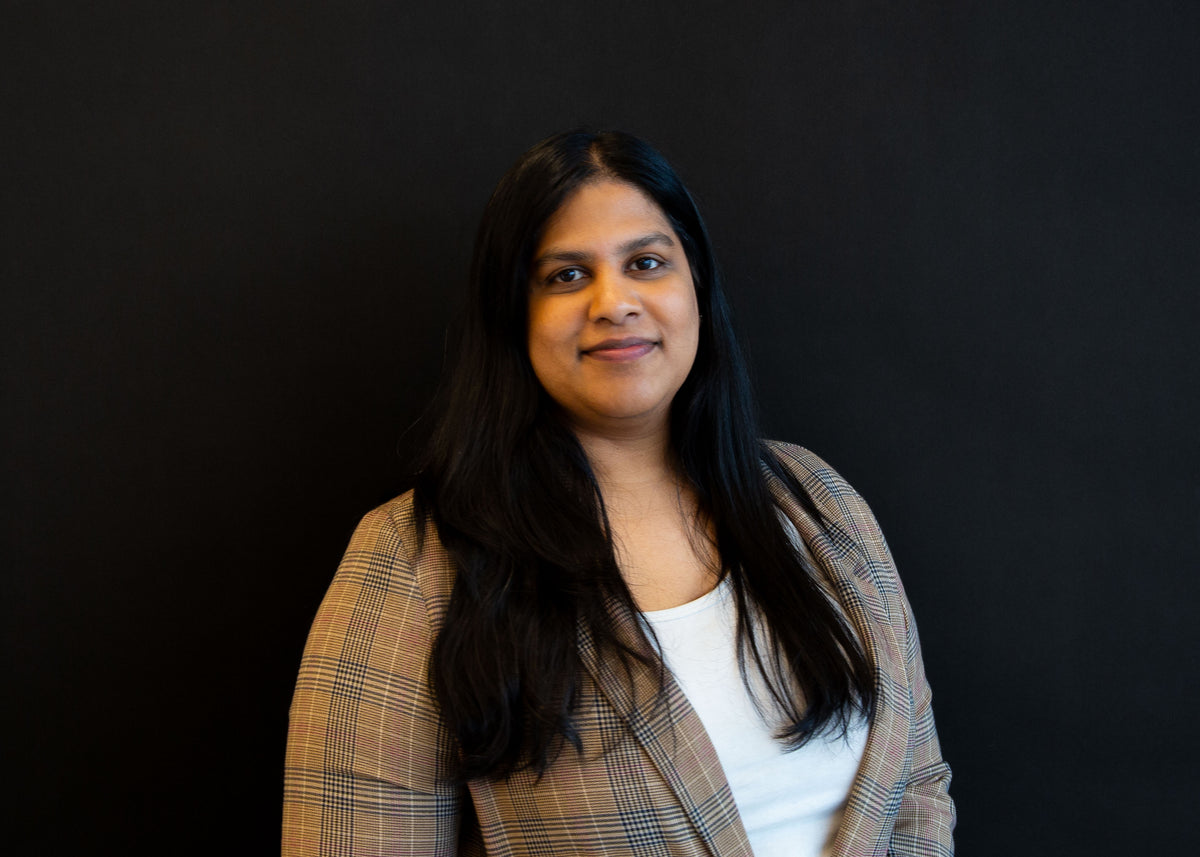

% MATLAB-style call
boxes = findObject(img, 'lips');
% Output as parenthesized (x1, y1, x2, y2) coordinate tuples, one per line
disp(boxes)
(582, 337, 657, 362)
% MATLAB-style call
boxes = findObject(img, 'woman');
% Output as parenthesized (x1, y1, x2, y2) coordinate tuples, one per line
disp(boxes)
(284, 130, 954, 856)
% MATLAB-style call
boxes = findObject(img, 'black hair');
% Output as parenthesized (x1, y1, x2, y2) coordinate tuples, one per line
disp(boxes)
(414, 129, 874, 781)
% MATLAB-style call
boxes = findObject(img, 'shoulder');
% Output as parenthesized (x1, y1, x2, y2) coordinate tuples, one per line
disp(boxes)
(328, 490, 458, 624)
(763, 440, 871, 521)
(763, 440, 851, 495)
(762, 440, 896, 584)
(297, 492, 457, 710)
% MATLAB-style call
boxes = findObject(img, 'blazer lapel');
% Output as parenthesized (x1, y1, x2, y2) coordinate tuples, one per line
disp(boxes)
(577, 599, 754, 857)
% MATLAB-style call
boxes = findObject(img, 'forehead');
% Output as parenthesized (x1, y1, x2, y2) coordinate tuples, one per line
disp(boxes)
(536, 180, 675, 251)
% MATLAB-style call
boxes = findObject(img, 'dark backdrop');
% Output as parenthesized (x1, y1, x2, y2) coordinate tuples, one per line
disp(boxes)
(5, 2, 1198, 854)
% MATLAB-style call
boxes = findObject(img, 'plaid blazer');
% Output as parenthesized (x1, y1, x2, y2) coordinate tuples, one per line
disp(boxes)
(284, 442, 955, 855)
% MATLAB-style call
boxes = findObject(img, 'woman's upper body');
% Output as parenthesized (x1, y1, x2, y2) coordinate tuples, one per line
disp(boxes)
(282, 442, 955, 856)
(283, 130, 954, 854)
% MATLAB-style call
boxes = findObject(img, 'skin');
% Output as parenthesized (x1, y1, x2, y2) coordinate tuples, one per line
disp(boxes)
(527, 179, 716, 610)
(527, 178, 700, 442)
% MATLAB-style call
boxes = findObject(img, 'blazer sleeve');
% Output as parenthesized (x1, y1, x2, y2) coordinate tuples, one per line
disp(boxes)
(889, 585, 955, 854)
(864, 506, 956, 856)
(283, 503, 464, 856)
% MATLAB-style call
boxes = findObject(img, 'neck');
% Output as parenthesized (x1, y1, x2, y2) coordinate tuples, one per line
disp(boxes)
(571, 420, 717, 611)
(572, 424, 677, 495)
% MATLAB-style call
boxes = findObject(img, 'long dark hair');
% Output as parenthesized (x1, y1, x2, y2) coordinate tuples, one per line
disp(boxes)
(414, 130, 874, 781)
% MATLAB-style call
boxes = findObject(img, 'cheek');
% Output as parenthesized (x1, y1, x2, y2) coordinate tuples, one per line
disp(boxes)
(680, 295, 702, 374)
(526, 303, 572, 382)
(678, 290, 701, 346)
(526, 305, 553, 354)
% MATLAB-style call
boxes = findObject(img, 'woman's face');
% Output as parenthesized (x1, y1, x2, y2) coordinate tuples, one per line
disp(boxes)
(527, 179, 700, 439)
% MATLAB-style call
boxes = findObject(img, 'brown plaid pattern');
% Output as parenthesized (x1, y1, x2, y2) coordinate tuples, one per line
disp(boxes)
(283, 442, 955, 855)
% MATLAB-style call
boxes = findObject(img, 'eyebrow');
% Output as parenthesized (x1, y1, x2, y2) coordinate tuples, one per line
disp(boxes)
(532, 231, 677, 267)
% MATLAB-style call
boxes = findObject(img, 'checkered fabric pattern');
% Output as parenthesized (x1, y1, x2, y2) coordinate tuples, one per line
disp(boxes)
(283, 442, 955, 855)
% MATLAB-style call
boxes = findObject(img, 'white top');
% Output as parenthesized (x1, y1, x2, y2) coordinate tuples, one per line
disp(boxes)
(642, 575, 868, 857)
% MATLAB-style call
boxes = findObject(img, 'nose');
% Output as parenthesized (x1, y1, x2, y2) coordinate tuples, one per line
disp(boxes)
(587, 267, 641, 324)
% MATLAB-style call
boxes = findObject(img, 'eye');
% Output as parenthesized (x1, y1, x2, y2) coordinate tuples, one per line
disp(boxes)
(548, 267, 586, 285)
(630, 256, 663, 272)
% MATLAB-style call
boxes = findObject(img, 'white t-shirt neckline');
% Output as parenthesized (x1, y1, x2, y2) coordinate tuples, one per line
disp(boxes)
(640, 569, 867, 857)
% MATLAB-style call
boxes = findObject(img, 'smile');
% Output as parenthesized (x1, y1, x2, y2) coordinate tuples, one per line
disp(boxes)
(582, 338, 658, 362)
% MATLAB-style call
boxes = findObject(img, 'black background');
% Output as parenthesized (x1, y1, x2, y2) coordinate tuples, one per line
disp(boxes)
(5, 2, 1198, 854)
